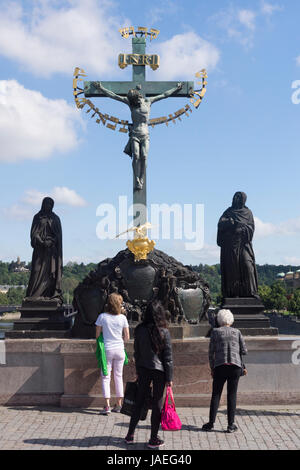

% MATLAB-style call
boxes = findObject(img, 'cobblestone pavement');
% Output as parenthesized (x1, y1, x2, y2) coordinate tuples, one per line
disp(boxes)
(0, 405, 299, 451)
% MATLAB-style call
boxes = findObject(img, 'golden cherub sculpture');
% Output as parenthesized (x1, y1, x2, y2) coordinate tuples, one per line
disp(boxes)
(116, 222, 155, 261)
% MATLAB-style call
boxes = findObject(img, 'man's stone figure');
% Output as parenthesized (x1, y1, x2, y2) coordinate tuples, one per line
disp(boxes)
(96, 82, 183, 190)
(25, 197, 63, 303)
(217, 191, 259, 299)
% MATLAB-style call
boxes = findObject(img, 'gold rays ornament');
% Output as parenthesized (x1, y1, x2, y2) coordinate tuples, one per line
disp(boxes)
(73, 68, 207, 133)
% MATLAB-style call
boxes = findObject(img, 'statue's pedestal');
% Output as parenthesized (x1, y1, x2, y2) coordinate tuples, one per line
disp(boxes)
(221, 297, 278, 336)
(5, 300, 72, 339)
(130, 322, 211, 339)
(71, 248, 211, 339)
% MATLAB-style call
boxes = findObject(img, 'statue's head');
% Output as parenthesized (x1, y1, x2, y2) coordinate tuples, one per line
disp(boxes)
(127, 89, 143, 107)
(41, 197, 54, 214)
(232, 191, 247, 209)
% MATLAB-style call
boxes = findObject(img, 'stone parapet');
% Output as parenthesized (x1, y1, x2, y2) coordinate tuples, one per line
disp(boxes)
(0, 337, 299, 407)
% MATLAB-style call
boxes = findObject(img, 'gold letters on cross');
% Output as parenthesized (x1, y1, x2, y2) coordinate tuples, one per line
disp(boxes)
(118, 53, 159, 70)
(119, 26, 160, 40)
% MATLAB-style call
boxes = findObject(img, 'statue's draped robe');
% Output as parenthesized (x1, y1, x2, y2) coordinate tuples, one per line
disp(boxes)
(217, 203, 258, 298)
(26, 210, 63, 300)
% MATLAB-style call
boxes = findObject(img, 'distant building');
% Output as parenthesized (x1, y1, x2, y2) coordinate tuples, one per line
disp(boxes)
(9, 257, 29, 273)
(0, 285, 26, 294)
(277, 270, 300, 290)
(276, 272, 286, 280)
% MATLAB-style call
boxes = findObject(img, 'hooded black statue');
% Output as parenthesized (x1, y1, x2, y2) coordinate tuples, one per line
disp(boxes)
(217, 192, 258, 299)
(25, 197, 63, 302)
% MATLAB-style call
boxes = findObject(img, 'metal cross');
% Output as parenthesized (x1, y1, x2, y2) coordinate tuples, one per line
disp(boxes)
(84, 36, 194, 227)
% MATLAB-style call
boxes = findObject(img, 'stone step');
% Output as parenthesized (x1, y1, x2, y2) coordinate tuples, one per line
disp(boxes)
(5, 329, 72, 339)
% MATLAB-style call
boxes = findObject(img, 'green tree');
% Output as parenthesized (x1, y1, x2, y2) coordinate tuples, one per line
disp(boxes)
(288, 289, 300, 315)
(0, 292, 8, 305)
(258, 284, 272, 308)
(6, 287, 25, 305)
(268, 282, 288, 311)
(61, 277, 79, 304)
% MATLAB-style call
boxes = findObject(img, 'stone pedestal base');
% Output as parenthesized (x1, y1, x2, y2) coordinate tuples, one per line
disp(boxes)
(130, 322, 212, 339)
(222, 297, 265, 315)
(1, 337, 300, 407)
(5, 300, 72, 339)
(221, 297, 278, 336)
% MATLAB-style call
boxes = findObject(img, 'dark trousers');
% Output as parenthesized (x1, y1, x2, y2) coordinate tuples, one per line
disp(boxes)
(128, 367, 166, 439)
(209, 365, 241, 426)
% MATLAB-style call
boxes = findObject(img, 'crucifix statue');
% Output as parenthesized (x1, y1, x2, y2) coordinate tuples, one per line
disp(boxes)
(78, 29, 200, 228)
(94, 80, 183, 192)
(70, 29, 211, 337)
(74, 27, 207, 237)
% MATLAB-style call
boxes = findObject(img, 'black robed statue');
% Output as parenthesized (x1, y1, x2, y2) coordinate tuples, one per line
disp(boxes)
(25, 197, 63, 303)
(217, 192, 258, 299)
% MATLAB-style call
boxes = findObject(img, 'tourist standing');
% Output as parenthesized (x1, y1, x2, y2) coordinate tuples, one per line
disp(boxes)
(95, 293, 130, 415)
(202, 309, 247, 433)
(125, 301, 173, 449)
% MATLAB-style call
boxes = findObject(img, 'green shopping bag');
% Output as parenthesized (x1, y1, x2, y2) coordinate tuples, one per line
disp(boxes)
(124, 350, 129, 365)
(96, 333, 108, 376)
(96, 333, 129, 376)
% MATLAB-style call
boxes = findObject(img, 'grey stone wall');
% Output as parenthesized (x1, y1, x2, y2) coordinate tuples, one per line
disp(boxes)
(0, 337, 299, 406)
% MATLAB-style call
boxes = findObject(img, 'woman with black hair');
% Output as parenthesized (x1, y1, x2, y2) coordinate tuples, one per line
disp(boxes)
(125, 300, 173, 449)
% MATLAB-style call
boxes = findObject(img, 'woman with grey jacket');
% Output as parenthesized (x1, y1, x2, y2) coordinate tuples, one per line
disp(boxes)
(202, 309, 247, 433)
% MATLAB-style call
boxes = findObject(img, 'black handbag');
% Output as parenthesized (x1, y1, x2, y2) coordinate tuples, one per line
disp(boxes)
(121, 381, 151, 421)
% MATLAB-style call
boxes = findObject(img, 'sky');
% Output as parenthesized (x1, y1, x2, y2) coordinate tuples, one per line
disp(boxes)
(0, 0, 300, 268)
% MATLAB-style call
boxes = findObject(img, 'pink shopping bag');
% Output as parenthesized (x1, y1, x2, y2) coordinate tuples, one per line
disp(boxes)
(161, 386, 182, 431)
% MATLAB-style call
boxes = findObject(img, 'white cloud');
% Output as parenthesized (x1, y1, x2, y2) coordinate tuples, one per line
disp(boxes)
(280, 217, 300, 235)
(23, 187, 87, 208)
(22, 189, 46, 206)
(0, 80, 83, 162)
(254, 217, 277, 238)
(2, 204, 34, 222)
(283, 256, 300, 265)
(211, 3, 282, 49)
(197, 244, 220, 263)
(210, 6, 256, 48)
(155, 32, 220, 80)
(261, 1, 282, 16)
(51, 187, 87, 207)
(254, 216, 300, 238)
(145, 0, 179, 25)
(0, 0, 128, 78)
(3, 186, 87, 221)
(0, 1, 220, 80)
(171, 241, 220, 265)
(238, 10, 256, 30)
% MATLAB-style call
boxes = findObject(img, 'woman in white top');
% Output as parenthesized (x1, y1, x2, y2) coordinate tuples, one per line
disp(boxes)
(95, 293, 130, 415)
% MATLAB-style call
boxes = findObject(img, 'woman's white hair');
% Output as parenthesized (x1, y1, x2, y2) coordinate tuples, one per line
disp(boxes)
(217, 309, 234, 327)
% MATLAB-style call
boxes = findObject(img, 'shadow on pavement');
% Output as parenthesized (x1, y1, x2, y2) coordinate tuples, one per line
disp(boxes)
(230, 408, 299, 417)
(8, 405, 300, 418)
(23, 437, 147, 450)
(115, 421, 226, 433)
(7, 406, 105, 416)
(236, 407, 299, 416)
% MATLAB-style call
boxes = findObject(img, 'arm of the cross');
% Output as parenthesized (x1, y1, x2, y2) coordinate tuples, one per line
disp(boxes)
(148, 82, 183, 104)
(84, 81, 194, 98)
(93, 82, 129, 105)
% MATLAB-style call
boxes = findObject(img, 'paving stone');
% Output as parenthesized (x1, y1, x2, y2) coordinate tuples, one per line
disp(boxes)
(0, 405, 299, 450)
